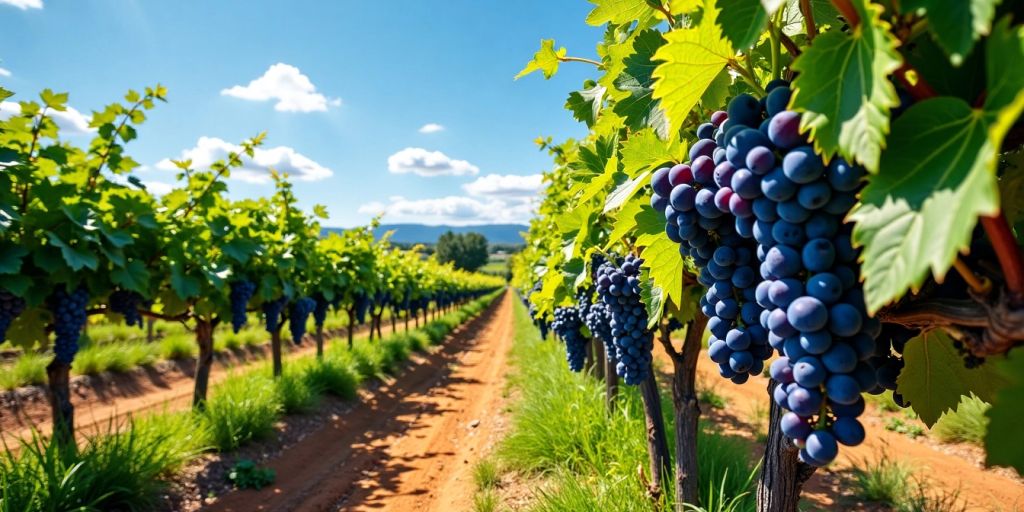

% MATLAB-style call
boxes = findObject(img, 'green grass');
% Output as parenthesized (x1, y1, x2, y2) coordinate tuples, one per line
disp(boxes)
(885, 417, 925, 439)
(0, 351, 49, 390)
(474, 458, 501, 490)
(73, 340, 162, 374)
(697, 379, 729, 409)
(850, 454, 964, 512)
(301, 356, 361, 399)
(932, 393, 989, 445)
(474, 488, 501, 512)
(201, 371, 283, 451)
(865, 390, 902, 413)
(276, 365, 320, 414)
(498, 299, 756, 511)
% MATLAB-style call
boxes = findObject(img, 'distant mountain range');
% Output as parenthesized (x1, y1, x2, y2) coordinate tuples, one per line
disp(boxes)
(321, 224, 528, 246)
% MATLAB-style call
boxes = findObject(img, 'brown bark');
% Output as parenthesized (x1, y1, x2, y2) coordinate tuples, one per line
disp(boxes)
(192, 319, 215, 410)
(757, 379, 817, 512)
(639, 371, 672, 502)
(46, 358, 74, 445)
(660, 314, 708, 509)
(605, 349, 618, 412)
(593, 338, 606, 381)
(315, 323, 325, 359)
(146, 317, 156, 343)
(271, 328, 283, 377)
(347, 308, 356, 349)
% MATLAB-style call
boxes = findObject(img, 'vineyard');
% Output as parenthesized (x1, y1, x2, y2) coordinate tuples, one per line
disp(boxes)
(510, 0, 1024, 511)
(3, 0, 1024, 511)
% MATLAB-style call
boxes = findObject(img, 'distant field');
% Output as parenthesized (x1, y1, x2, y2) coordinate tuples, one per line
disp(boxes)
(479, 256, 510, 276)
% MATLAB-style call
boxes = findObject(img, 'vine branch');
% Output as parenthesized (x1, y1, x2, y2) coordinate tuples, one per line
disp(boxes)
(558, 56, 605, 69)
(953, 257, 991, 295)
(800, 0, 817, 40)
(830, 0, 860, 28)
(981, 215, 1024, 302)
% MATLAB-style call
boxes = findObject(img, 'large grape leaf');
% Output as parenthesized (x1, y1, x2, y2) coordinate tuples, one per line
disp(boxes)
(640, 266, 667, 328)
(614, 30, 670, 138)
(985, 351, 1024, 473)
(901, 0, 999, 66)
(515, 40, 566, 80)
(789, 0, 901, 172)
(578, 154, 622, 205)
(565, 85, 607, 127)
(605, 195, 646, 248)
(851, 19, 1024, 313)
(619, 127, 684, 178)
(896, 329, 1008, 427)
(605, 170, 652, 213)
(634, 204, 686, 318)
(5, 307, 49, 349)
(586, 0, 654, 26)
(714, 0, 768, 51)
(651, 0, 733, 138)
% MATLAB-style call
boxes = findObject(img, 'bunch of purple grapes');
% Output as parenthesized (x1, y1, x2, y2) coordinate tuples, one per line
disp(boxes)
(49, 286, 89, 364)
(312, 293, 330, 329)
(651, 111, 772, 385)
(289, 297, 316, 344)
(596, 255, 652, 385)
(109, 289, 145, 328)
(262, 296, 288, 333)
(872, 324, 916, 408)
(0, 289, 27, 342)
(552, 306, 586, 372)
(353, 293, 370, 325)
(229, 281, 257, 333)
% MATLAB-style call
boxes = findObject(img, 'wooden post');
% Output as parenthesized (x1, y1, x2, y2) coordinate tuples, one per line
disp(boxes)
(347, 307, 356, 349)
(271, 328, 283, 377)
(46, 358, 74, 445)
(593, 338, 606, 380)
(756, 379, 817, 512)
(639, 371, 672, 503)
(315, 323, 324, 359)
(605, 347, 618, 412)
(192, 319, 215, 409)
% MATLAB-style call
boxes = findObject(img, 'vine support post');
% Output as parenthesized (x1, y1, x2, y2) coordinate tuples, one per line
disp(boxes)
(271, 328, 283, 378)
(639, 370, 672, 505)
(664, 313, 708, 509)
(46, 358, 74, 446)
(347, 308, 356, 349)
(146, 317, 155, 343)
(192, 319, 215, 410)
(605, 354, 618, 411)
(757, 379, 816, 512)
(405, 308, 410, 332)
(593, 338, 606, 380)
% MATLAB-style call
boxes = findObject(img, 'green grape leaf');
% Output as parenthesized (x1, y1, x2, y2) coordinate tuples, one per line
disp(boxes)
(111, 259, 150, 294)
(222, 238, 259, 264)
(851, 21, 1024, 313)
(578, 154, 621, 205)
(640, 266, 666, 328)
(901, 0, 999, 66)
(634, 204, 685, 313)
(565, 85, 607, 127)
(587, 0, 654, 26)
(170, 263, 201, 300)
(605, 195, 646, 249)
(619, 127, 684, 178)
(897, 329, 1008, 427)
(46, 233, 98, 271)
(999, 150, 1024, 237)
(515, 40, 566, 80)
(714, 0, 768, 50)
(652, 0, 734, 137)
(605, 170, 652, 213)
(614, 29, 670, 138)
(0, 87, 13, 102)
(985, 351, 1024, 473)
(0, 274, 32, 299)
(6, 307, 49, 349)
(789, 0, 901, 172)
(0, 244, 28, 274)
(699, 68, 732, 111)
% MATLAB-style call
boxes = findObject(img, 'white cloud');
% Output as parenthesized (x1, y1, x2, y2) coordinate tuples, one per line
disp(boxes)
(156, 136, 332, 184)
(143, 181, 174, 196)
(418, 123, 444, 134)
(221, 63, 340, 113)
(0, 0, 42, 9)
(387, 147, 479, 177)
(358, 195, 536, 226)
(0, 67, 10, 77)
(0, 101, 94, 135)
(463, 173, 544, 198)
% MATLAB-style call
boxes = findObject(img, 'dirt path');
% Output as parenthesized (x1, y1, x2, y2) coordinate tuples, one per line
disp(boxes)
(1, 322, 382, 443)
(655, 342, 1024, 511)
(205, 290, 515, 512)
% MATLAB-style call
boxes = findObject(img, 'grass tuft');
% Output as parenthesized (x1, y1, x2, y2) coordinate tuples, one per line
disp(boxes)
(932, 394, 989, 445)
(201, 371, 282, 451)
(473, 458, 501, 491)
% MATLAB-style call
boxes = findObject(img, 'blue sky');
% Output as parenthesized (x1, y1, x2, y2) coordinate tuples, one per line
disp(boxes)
(0, 0, 603, 227)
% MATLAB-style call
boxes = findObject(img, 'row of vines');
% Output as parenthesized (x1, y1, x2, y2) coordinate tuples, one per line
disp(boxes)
(512, 0, 1024, 510)
(0, 84, 504, 442)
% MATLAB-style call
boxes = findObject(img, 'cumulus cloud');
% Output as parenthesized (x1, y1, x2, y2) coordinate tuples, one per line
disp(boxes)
(221, 63, 340, 113)
(0, 67, 10, 77)
(0, 101, 94, 135)
(418, 123, 444, 134)
(387, 147, 479, 177)
(0, 0, 42, 9)
(156, 136, 332, 184)
(463, 173, 544, 198)
(358, 195, 536, 226)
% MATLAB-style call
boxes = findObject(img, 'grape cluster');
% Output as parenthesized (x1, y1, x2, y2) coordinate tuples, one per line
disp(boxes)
(581, 253, 615, 360)
(552, 306, 586, 371)
(312, 293, 330, 328)
(109, 290, 145, 328)
(229, 281, 257, 333)
(0, 289, 27, 342)
(871, 325, 916, 408)
(262, 296, 287, 333)
(49, 286, 89, 364)
(651, 109, 773, 385)
(289, 297, 316, 344)
(596, 255, 653, 385)
(353, 293, 370, 325)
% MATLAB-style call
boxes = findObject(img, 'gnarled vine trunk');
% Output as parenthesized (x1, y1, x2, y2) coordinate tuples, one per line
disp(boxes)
(639, 371, 672, 502)
(593, 338, 606, 381)
(315, 323, 325, 359)
(271, 328, 283, 377)
(757, 379, 816, 512)
(665, 314, 708, 509)
(192, 319, 215, 410)
(605, 351, 618, 412)
(46, 358, 74, 445)
(347, 307, 356, 349)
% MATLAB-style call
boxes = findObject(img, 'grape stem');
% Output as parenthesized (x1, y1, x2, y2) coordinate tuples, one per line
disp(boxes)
(728, 59, 766, 96)
(652, 2, 675, 30)
(829, 0, 859, 27)
(557, 55, 604, 69)
(953, 257, 992, 295)
(800, 0, 817, 41)
(768, 15, 782, 80)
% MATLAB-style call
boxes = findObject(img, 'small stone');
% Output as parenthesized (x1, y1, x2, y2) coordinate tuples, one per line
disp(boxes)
(469, 419, 480, 428)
